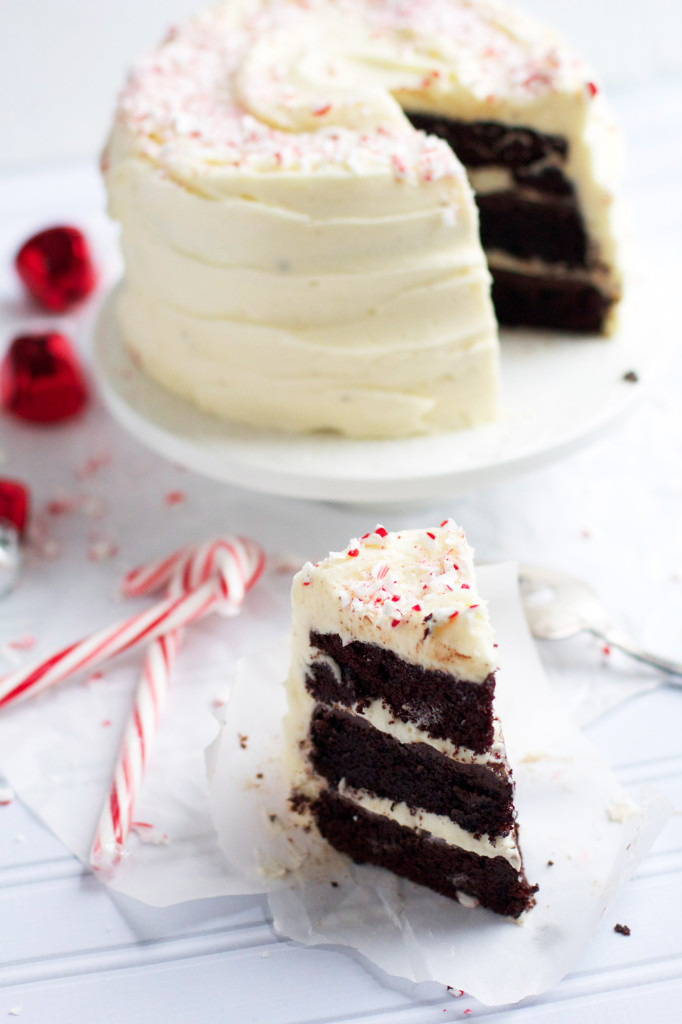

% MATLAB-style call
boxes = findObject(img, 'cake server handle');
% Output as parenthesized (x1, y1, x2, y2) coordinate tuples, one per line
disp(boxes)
(586, 625, 682, 684)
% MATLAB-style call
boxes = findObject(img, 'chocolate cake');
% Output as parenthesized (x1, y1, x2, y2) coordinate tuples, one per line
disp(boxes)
(284, 523, 537, 917)
(105, 0, 625, 440)
(406, 115, 617, 332)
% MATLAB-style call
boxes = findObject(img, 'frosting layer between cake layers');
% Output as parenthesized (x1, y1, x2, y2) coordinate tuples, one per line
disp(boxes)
(284, 523, 537, 916)
(105, 0, 624, 439)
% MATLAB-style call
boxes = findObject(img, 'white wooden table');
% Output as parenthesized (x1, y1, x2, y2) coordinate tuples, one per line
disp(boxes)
(1, 79, 681, 1023)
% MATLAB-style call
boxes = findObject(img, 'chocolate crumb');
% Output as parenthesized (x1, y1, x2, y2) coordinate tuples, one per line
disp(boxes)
(622, 370, 638, 383)
(290, 792, 311, 814)
(614, 923, 631, 936)
(255, 772, 263, 780)
(546, 860, 554, 866)
(238, 733, 248, 750)
(330, 880, 339, 887)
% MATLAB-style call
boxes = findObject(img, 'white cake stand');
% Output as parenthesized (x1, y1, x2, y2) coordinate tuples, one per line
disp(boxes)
(92, 274, 672, 505)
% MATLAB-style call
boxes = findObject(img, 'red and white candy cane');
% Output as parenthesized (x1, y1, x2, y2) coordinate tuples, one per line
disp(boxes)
(90, 536, 264, 872)
(0, 538, 264, 709)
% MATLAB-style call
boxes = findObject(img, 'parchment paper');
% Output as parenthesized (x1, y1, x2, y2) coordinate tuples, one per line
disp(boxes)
(0, 564, 671, 1004)
(206, 564, 672, 1005)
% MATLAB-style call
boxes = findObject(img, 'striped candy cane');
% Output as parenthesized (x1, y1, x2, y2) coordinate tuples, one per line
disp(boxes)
(89, 536, 265, 873)
(0, 538, 264, 708)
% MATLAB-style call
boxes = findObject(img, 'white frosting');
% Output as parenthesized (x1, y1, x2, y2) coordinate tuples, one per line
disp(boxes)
(467, 167, 515, 195)
(105, 0, 624, 438)
(289, 522, 497, 686)
(486, 249, 615, 289)
(337, 782, 522, 869)
(349, 699, 506, 766)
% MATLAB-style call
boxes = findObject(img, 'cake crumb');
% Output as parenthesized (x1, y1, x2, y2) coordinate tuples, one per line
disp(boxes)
(622, 370, 638, 383)
(546, 860, 554, 866)
(8, 1007, 22, 1016)
(238, 733, 249, 749)
(614, 923, 631, 936)
(607, 797, 639, 823)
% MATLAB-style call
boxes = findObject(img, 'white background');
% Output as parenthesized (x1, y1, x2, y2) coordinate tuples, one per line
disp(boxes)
(1, 0, 682, 169)
(1, 1, 682, 1021)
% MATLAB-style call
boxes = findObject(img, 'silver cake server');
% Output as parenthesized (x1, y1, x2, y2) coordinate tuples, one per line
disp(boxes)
(519, 564, 682, 685)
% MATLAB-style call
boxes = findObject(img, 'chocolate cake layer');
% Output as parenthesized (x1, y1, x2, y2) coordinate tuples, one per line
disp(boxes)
(310, 706, 514, 837)
(313, 789, 537, 917)
(490, 267, 613, 332)
(407, 115, 567, 169)
(308, 632, 495, 753)
(477, 192, 588, 267)
(513, 164, 575, 198)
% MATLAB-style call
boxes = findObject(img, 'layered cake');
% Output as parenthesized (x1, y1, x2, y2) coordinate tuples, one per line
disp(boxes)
(284, 523, 537, 917)
(104, 0, 624, 438)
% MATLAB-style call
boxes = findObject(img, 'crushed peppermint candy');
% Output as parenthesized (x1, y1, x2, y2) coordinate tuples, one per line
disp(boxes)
(7, 635, 35, 652)
(165, 490, 186, 507)
(112, 0, 586, 189)
(0, 785, 15, 805)
(304, 525, 486, 634)
(87, 537, 119, 562)
(131, 821, 170, 846)
(75, 452, 112, 479)
(44, 490, 107, 521)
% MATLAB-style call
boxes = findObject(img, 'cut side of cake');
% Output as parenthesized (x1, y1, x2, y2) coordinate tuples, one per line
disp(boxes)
(285, 523, 537, 917)
(406, 115, 618, 332)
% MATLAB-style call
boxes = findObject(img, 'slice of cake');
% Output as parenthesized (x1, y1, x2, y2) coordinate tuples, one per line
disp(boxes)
(284, 522, 537, 917)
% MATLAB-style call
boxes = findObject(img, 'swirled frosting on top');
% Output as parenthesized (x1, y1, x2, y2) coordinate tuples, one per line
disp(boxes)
(105, 0, 621, 437)
(111, 0, 597, 189)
